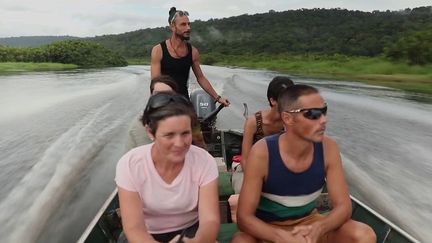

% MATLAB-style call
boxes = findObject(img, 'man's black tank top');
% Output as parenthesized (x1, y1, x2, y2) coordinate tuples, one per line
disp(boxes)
(160, 41, 193, 98)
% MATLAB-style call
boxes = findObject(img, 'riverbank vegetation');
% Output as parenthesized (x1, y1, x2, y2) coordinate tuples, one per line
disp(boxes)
(0, 40, 127, 71)
(201, 54, 432, 94)
(127, 58, 150, 65)
(0, 62, 77, 72)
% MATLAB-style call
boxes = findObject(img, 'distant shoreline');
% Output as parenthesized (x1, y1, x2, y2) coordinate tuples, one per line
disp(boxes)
(0, 62, 77, 73)
(3, 57, 431, 96)
(202, 54, 432, 95)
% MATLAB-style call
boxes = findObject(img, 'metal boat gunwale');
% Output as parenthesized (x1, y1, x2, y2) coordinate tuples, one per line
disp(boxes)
(77, 189, 118, 243)
(350, 195, 420, 243)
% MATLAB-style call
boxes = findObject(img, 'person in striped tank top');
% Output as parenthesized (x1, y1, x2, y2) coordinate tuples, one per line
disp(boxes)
(232, 85, 376, 243)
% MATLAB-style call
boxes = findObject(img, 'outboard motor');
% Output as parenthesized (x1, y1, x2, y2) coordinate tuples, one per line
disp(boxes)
(190, 89, 225, 149)
(190, 89, 217, 122)
(190, 89, 224, 144)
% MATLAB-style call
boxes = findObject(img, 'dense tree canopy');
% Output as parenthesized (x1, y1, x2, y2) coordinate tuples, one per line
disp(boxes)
(44, 40, 127, 67)
(385, 29, 432, 65)
(0, 40, 127, 67)
(89, 7, 431, 64)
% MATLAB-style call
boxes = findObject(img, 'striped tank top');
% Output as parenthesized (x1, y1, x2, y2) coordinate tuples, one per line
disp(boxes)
(256, 134, 325, 222)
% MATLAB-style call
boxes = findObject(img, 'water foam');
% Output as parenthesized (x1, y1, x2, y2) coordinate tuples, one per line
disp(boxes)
(0, 103, 124, 242)
(342, 154, 430, 242)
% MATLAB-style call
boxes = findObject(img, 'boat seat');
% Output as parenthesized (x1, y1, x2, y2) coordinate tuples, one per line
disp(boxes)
(217, 193, 238, 242)
(218, 171, 235, 200)
(217, 223, 238, 243)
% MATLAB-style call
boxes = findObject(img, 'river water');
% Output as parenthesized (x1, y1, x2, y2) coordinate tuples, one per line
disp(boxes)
(0, 65, 431, 242)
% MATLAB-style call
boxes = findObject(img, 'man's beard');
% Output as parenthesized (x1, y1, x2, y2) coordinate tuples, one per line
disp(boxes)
(176, 32, 190, 41)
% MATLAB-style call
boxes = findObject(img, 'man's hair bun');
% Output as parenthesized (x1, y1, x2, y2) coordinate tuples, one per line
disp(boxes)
(169, 7, 176, 15)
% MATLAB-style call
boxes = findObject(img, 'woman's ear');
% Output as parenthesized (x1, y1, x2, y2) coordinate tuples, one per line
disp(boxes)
(145, 126, 155, 141)
(269, 97, 277, 107)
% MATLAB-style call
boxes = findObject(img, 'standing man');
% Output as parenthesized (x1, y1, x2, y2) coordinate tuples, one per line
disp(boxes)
(232, 84, 376, 243)
(151, 7, 230, 106)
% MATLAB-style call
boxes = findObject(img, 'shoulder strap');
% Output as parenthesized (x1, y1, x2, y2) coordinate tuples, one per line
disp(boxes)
(313, 142, 325, 170)
(186, 42, 193, 65)
(160, 41, 169, 56)
(255, 111, 264, 136)
(264, 134, 281, 177)
(186, 42, 192, 53)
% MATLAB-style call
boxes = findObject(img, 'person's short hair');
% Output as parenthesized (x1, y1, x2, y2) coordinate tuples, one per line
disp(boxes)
(277, 84, 319, 113)
(267, 76, 294, 107)
(141, 92, 197, 135)
(150, 75, 178, 94)
(168, 7, 189, 25)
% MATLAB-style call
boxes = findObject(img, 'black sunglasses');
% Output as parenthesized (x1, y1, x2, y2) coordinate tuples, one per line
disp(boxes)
(145, 93, 190, 114)
(286, 104, 328, 120)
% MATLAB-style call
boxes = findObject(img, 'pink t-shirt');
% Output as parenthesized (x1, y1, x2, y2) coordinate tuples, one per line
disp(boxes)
(115, 144, 218, 234)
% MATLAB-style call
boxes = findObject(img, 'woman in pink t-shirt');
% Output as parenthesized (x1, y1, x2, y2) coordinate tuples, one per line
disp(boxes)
(116, 92, 219, 243)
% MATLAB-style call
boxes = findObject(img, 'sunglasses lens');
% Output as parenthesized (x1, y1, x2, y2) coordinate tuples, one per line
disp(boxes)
(148, 94, 190, 111)
(303, 110, 319, 120)
(149, 96, 170, 110)
(303, 106, 327, 120)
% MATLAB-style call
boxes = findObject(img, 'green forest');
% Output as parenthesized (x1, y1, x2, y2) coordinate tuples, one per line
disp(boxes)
(0, 40, 127, 67)
(90, 7, 432, 65)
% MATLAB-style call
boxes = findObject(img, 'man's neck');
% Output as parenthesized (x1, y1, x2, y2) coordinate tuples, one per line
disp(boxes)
(170, 35, 185, 48)
(168, 36, 188, 58)
(279, 132, 313, 160)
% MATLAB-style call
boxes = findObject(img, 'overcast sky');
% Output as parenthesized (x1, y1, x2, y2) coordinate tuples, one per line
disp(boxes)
(0, 0, 430, 38)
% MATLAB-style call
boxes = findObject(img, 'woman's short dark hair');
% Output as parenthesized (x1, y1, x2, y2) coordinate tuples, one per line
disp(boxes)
(150, 75, 179, 94)
(141, 92, 197, 135)
(267, 76, 294, 107)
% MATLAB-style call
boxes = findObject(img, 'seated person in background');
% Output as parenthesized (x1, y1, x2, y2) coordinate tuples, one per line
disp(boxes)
(116, 92, 220, 243)
(126, 75, 178, 151)
(126, 75, 206, 151)
(232, 84, 376, 243)
(231, 76, 294, 194)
